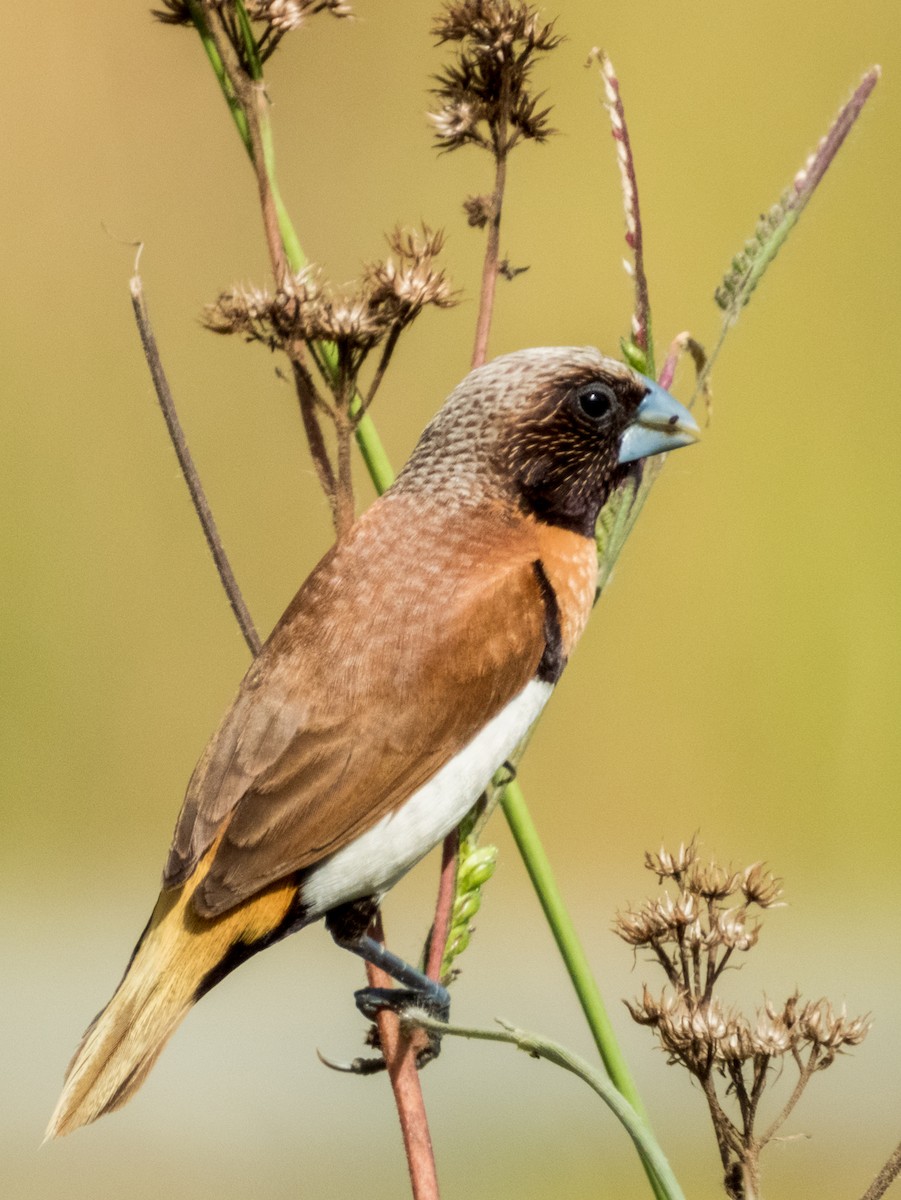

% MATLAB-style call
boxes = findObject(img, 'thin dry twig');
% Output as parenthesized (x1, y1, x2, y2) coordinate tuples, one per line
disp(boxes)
(860, 1139, 901, 1200)
(129, 265, 262, 657)
(290, 355, 339, 520)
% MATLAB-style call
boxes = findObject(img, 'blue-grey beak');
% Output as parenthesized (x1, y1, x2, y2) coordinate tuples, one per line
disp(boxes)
(617, 376, 700, 465)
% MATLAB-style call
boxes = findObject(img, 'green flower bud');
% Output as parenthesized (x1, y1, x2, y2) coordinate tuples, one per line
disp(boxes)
(453, 892, 482, 924)
(458, 845, 498, 891)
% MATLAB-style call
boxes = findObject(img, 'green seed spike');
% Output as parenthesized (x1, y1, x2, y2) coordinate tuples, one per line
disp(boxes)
(620, 337, 649, 375)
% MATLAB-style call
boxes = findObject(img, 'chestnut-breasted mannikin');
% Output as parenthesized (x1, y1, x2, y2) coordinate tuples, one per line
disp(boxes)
(48, 345, 698, 1138)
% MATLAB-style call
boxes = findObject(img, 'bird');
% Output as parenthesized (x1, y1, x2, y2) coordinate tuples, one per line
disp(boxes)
(46, 345, 698, 1139)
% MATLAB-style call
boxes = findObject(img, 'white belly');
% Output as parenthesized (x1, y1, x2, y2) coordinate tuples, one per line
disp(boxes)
(301, 678, 553, 917)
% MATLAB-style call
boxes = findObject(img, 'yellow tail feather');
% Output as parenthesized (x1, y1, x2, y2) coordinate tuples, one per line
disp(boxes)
(46, 863, 298, 1140)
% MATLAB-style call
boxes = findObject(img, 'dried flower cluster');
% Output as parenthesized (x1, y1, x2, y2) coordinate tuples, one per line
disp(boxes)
(204, 226, 455, 378)
(630, 985, 869, 1073)
(429, 0, 560, 154)
(617, 840, 870, 1200)
(204, 226, 455, 538)
(153, 0, 351, 62)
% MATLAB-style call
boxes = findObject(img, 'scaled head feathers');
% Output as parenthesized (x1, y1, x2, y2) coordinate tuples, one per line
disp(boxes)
(395, 347, 659, 535)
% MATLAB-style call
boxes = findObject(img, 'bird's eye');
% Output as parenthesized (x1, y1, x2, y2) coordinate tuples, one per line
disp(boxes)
(576, 383, 616, 420)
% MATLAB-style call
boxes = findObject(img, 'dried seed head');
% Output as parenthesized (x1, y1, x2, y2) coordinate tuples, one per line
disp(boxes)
(245, 0, 353, 30)
(750, 1010, 792, 1056)
(644, 838, 698, 881)
(614, 904, 665, 947)
(151, 1, 193, 24)
(799, 1000, 872, 1053)
(429, 0, 560, 155)
(682, 917, 709, 952)
(713, 908, 760, 952)
(630, 990, 743, 1070)
(365, 225, 458, 321)
(429, 100, 487, 151)
(204, 269, 383, 354)
(433, 0, 560, 54)
(463, 193, 497, 227)
(741, 862, 784, 908)
(622, 840, 872, 1170)
(153, 0, 352, 26)
(202, 283, 282, 346)
(614, 890, 700, 949)
(204, 229, 454, 362)
(687, 859, 741, 901)
(719, 1019, 754, 1062)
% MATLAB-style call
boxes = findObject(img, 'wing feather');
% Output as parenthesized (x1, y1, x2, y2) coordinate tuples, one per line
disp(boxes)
(164, 499, 550, 915)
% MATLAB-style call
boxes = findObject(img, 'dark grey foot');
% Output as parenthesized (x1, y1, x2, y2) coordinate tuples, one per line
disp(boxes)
(353, 987, 445, 1069)
(354, 985, 449, 1023)
(323, 900, 450, 1071)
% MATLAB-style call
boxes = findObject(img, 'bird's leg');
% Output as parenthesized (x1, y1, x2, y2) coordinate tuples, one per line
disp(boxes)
(325, 899, 449, 1072)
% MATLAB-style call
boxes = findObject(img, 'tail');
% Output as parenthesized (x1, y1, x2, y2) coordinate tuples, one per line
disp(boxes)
(46, 860, 301, 1140)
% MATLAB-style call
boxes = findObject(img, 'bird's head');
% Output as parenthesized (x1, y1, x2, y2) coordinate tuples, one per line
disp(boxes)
(396, 346, 699, 535)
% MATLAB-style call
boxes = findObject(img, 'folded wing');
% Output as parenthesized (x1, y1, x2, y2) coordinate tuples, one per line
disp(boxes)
(164, 500, 549, 918)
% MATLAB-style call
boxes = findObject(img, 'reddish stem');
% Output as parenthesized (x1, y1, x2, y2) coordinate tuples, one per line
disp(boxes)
(657, 331, 708, 393)
(366, 912, 441, 1200)
(789, 67, 880, 213)
(470, 152, 507, 369)
(202, 14, 289, 291)
(426, 829, 459, 981)
(599, 52, 652, 361)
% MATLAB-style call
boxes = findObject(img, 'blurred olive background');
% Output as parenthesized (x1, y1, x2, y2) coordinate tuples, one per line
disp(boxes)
(3, 2, 899, 1197)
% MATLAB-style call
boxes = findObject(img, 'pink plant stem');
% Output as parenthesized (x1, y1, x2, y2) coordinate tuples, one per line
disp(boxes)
(471, 152, 507, 369)
(657, 331, 707, 393)
(426, 829, 459, 981)
(366, 913, 441, 1200)
(789, 68, 880, 212)
(599, 52, 652, 360)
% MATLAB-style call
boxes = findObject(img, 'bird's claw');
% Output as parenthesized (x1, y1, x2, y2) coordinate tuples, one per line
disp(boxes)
(316, 1046, 389, 1075)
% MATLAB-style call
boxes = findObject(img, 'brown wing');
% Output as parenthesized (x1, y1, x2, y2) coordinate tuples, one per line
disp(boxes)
(164, 498, 548, 918)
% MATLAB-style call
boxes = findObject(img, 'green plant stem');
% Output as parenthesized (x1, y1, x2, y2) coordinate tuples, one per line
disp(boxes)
(408, 1011, 685, 1200)
(501, 779, 667, 1200)
(188, 2, 251, 151)
(354, 409, 396, 494)
(254, 90, 307, 275)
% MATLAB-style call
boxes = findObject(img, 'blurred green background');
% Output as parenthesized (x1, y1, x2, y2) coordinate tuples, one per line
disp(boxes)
(4, 2, 899, 1197)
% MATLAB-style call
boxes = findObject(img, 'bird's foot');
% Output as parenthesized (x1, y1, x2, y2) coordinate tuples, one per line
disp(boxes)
(355, 985, 447, 1066)
(324, 901, 450, 1071)
(354, 984, 449, 1024)
(318, 987, 444, 1076)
